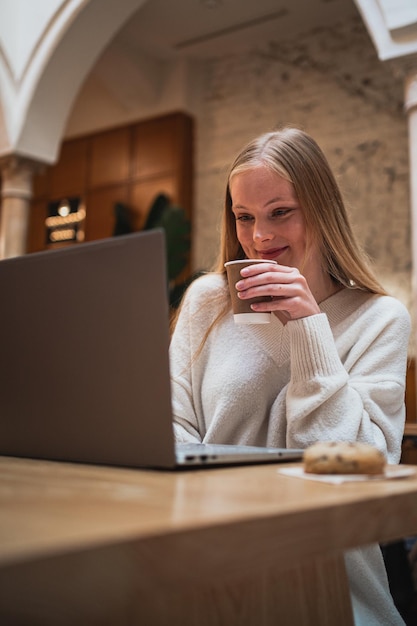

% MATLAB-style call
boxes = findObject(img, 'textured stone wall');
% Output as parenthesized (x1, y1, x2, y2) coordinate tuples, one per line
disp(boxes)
(192, 16, 412, 340)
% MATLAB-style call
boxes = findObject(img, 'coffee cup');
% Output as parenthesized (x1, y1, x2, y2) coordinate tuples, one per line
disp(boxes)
(224, 259, 277, 324)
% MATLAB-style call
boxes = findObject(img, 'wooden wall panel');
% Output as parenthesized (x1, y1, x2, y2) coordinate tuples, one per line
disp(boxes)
(49, 139, 89, 199)
(130, 177, 177, 231)
(32, 167, 50, 200)
(88, 127, 131, 189)
(28, 112, 193, 261)
(132, 116, 178, 179)
(85, 186, 129, 241)
(26, 199, 49, 253)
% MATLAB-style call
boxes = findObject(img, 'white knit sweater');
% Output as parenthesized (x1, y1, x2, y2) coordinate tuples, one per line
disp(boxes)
(170, 272, 411, 626)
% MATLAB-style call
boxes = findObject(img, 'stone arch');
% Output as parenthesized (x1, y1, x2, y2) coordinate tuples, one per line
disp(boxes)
(0, 0, 146, 164)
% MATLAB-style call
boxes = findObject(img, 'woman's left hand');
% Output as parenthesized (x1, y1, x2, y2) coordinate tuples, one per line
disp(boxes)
(235, 262, 321, 323)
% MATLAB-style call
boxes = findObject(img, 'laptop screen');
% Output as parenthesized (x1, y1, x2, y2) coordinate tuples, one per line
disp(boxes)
(0, 230, 178, 468)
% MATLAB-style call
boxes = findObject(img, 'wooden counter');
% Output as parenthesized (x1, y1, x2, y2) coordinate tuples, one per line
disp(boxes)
(1, 456, 417, 625)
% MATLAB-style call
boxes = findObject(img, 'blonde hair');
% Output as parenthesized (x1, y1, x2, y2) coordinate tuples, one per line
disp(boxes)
(215, 127, 386, 294)
(171, 126, 386, 336)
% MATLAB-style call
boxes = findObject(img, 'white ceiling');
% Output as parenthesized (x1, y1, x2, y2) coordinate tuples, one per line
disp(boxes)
(116, 0, 361, 60)
(65, 0, 364, 137)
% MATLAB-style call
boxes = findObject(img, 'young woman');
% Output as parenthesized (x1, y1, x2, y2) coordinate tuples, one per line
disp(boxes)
(170, 127, 410, 625)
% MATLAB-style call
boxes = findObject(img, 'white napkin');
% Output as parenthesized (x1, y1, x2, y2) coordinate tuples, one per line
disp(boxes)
(277, 465, 415, 484)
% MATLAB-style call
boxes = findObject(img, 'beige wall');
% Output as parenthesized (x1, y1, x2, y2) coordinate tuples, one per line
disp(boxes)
(192, 16, 411, 313)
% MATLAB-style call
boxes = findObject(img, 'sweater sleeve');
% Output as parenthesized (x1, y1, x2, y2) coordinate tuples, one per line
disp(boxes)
(169, 273, 228, 444)
(285, 297, 411, 463)
(169, 290, 202, 443)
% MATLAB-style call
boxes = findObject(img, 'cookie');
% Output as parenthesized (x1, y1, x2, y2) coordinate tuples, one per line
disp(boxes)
(303, 441, 386, 475)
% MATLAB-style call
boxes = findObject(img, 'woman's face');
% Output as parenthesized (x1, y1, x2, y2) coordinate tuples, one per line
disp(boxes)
(229, 165, 314, 270)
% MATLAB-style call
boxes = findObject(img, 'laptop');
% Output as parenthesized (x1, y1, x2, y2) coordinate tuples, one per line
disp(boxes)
(0, 230, 303, 469)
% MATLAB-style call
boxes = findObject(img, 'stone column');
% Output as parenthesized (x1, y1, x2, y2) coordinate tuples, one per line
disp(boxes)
(0, 156, 40, 259)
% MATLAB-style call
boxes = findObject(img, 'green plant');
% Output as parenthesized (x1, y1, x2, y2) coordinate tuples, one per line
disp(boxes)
(113, 194, 192, 307)
(144, 193, 191, 284)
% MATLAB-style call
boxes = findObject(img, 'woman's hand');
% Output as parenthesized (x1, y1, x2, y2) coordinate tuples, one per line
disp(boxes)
(235, 262, 321, 323)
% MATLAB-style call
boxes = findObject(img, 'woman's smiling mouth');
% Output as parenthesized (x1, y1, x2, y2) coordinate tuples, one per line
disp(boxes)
(258, 247, 288, 260)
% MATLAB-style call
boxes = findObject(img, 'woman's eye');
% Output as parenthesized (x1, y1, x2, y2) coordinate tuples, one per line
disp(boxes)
(272, 208, 293, 218)
(235, 214, 253, 222)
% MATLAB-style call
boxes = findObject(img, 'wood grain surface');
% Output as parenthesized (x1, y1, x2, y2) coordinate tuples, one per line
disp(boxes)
(1, 456, 417, 625)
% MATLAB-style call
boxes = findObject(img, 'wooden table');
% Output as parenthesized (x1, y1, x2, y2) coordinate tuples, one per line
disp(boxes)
(1, 456, 417, 625)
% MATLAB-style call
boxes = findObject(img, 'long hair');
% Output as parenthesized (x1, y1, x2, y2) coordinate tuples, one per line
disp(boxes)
(214, 127, 386, 294)
(171, 126, 386, 337)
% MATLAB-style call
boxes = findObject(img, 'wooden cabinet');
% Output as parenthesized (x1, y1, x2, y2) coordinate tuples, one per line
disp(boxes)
(49, 138, 89, 199)
(27, 112, 193, 253)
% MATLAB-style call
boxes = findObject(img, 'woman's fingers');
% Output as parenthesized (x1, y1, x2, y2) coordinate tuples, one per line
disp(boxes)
(235, 265, 320, 319)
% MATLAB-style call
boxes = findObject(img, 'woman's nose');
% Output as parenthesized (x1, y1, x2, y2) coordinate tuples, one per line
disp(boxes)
(253, 222, 273, 242)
